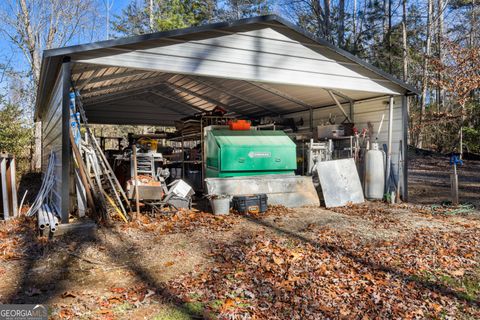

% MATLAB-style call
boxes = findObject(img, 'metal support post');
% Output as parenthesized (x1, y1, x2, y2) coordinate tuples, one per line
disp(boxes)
(385, 96, 394, 194)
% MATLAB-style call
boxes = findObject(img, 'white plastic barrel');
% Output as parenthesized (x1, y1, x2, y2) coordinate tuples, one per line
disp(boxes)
(364, 143, 385, 200)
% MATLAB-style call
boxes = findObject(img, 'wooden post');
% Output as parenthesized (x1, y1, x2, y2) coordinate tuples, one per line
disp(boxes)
(451, 163, 459, 206)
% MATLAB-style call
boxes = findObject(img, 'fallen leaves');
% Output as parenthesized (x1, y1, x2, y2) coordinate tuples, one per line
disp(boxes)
(1, 200, 479, 319)
(0, 216, 39, 261)
(331, 202, 401, 226)
(450, 269, 466, 277)
(168, 220, 480, 319)
(58, 308, 74, 319)
(122, 209, 238, 234)
(164, 261, 175, 267)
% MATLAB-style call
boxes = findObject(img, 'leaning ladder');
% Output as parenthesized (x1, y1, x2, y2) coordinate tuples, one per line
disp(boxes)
(72, 87, 131, 219)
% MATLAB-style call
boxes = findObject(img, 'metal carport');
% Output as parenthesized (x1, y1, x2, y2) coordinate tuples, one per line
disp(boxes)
(34, 15, 418, 223)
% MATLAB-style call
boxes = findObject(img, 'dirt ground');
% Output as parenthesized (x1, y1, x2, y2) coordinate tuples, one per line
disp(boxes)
(0, 152, 479, 319)
(409, 149, 480, 207)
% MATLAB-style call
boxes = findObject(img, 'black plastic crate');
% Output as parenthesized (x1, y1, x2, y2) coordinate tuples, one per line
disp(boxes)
(232, 194, 268, 214)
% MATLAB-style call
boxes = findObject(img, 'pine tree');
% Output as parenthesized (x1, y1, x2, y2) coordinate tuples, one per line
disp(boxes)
(111, 0, 216, 36)
(215, 0, 273, 21)
(0, 101, 32, 157)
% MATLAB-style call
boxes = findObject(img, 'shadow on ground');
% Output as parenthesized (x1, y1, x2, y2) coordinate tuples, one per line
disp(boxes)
(4, 210, 478, 318)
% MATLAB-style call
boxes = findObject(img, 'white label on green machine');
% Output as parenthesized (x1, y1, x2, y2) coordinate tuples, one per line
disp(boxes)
(248, 151, 272, 158)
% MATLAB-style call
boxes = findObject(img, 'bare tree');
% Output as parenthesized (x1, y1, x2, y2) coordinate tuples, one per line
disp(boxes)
(401, 0, 408, 83)
(430, 42, 480, 156)
(418, 0, 434, 148)
(337, 0, 345, 48)
(0, 0, 98, 170)
(436, 0, 445, 110)
(324, 0, 331, 41)
(352, 0, 357, 45)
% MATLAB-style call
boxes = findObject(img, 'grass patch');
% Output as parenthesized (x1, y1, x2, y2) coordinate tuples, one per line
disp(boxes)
(209, 299, 223, 310)
(152, 301, 205, 320)
(152, 307, 193, 320)
(438, 272, 480, 302)
(183, 301, 205, 315)
(113, 302, 133, 314)
(411, 269, 480, 302)
(153, 308, 192, 320)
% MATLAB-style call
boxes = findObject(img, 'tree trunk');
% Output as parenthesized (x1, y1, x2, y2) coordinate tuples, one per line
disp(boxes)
(388, 0, 392, 74)
(401, 0, 409, 145)
(383, 0, 389, 40)
(437, 0, 444, 111)
(470, 0, 477, 48)
(338, 0, 345, 47)
(402, 0, 408, 83)
(149, 0, 154, 31)
(324, 0, 331, 41)
(352, 0, 357, 50)
(19, 0, 43, 171)
(418, 0, 434, 149)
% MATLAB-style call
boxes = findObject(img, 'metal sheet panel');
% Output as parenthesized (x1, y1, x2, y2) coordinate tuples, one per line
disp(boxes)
(36, 16, 418, 120)
(74, 48, 401, 95)
(354, 97, 404, 189)
(69, 61, 403, 124)
(71, 27, 403, 96)
(205, 175, 320, 208)
(316, 158, 365, 208)
(41, 71, 64, 214)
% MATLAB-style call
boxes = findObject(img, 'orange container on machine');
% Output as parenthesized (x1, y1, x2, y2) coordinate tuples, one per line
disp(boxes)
(229, 119, 251, 130)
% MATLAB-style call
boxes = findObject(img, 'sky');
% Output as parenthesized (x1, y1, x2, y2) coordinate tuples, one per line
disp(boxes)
(0, 0, 131, 66)
(0, 0, 132, 96)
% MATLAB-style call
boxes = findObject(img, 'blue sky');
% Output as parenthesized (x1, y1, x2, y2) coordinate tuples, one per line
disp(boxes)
(0, 0, 131, 71)
(0, 0, 131, 95)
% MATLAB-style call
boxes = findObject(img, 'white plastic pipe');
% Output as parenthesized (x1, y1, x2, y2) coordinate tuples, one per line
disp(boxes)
(37, 207, 46, 230)
(44, 204, 57, 233)
(18, 190, 28, 215)
(26, 152, 56, 217)
(38, 206, 50, 227)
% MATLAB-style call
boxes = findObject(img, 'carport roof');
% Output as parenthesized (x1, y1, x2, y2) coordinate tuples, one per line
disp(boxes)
(35, 15, 418, 125)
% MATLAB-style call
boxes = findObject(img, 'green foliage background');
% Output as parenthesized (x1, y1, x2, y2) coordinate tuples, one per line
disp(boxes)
(0, 98, 33, 173)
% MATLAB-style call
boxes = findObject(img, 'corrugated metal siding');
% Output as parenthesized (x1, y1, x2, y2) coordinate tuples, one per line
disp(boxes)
(288, 96, 404, 183)
(354, 97, 404, 183)
(41, 72, 63, 213)
(73, 27, 402, 96)
(289, 103, 352, 126)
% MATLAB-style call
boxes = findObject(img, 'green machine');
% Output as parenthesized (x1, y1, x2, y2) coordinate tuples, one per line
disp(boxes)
(205, 129, 297, 178)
